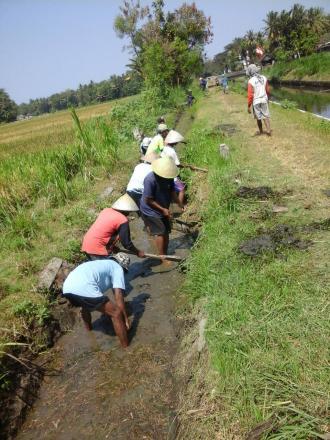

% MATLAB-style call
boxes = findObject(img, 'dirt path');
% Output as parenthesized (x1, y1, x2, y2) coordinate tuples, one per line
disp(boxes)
(16, 217, 193, 440)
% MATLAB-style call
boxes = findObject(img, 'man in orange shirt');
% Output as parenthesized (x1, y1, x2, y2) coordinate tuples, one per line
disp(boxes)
(247, 64, 271, 136)
(81, 194, 145, 260)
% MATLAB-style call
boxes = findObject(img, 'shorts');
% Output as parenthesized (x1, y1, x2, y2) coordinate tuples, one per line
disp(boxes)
(253, 102, 270, 120)
(62, 293, 109, 312)
(174, 178, 185, 193)
(141, 214, 171, 235)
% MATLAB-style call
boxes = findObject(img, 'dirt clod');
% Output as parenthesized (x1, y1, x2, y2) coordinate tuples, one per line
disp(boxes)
(239, 224, 312, 256)
(236, 186, 274, 200)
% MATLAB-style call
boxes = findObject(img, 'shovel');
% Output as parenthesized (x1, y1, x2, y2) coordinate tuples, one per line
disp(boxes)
(119, 249, 183, 262)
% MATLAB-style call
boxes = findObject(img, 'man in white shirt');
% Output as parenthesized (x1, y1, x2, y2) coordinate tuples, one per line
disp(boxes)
(126, 152, 160, 209)
(247, 64, 271, 136)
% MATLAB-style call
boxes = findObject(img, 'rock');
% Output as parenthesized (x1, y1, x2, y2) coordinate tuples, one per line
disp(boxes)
(272, 205, 288, 213)
(99, 186, 114, 200)
(38, 258, 63, 291)
(219, 143, 230, 158)
(197, 318, 207, 352)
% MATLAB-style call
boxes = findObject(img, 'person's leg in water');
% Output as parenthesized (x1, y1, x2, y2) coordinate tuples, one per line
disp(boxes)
(98, 301, 129, 348)
(154, 233, 169, 255)
(178, 189, 185, 207)
(81, 308, 92, 331)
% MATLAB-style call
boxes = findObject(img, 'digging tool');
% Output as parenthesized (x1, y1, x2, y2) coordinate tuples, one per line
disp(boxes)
(144, 253, 183, 262)
(118, 249, 184, 262)
(181, 163, 208, 172)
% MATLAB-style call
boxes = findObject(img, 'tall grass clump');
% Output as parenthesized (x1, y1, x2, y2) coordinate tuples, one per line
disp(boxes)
(180, 126, 329, 438)
(265, 52, 330, 81)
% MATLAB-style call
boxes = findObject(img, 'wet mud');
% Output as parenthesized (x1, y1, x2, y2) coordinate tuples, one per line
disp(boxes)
(239, 224, 312, 257)
(236, 186, 275, 200)
(15, 218, 194, 440)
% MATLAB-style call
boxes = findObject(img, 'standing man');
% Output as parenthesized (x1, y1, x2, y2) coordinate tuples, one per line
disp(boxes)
(62, 254, 131, 348)
(145, 124, 169, 155)
(247, 64, 271, 136)
(140, 156, 183, 258)
(81, 194, 145, 260)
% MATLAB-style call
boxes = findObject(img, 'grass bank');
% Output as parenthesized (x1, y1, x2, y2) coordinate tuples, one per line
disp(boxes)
(264, 52, 330, 83)
(177, 89, 329, 439)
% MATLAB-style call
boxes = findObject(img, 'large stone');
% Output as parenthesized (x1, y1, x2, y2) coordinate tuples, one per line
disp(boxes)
(37, 258, 63, 291)
(99, 186, 114, 200)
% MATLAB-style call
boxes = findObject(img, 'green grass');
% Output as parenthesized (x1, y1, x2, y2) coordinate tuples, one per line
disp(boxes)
(264, 52, 330, 82)
(179, 117, 329, 437)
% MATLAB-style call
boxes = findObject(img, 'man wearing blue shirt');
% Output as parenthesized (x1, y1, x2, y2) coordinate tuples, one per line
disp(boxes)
(62, 253, 130, 348)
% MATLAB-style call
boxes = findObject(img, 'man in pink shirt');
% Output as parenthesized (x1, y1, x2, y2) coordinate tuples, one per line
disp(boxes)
(81, 194, 145, 260)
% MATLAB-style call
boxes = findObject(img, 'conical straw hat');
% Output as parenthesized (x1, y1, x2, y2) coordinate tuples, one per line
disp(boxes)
(141, 151, 160, 163)
(112, 194, 139, 211)
(165, 130, 184, 144)
(152, 156, 179, 179)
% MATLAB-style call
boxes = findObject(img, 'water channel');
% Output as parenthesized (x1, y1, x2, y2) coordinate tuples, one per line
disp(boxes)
(270, 85, 330, 119)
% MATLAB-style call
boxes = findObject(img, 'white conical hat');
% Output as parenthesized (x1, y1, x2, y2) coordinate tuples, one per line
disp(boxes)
(141, 151, 160, 163)
(152, 156, 179, 179)
(165, 130, 184, 145)
(112, 194, 139, 211)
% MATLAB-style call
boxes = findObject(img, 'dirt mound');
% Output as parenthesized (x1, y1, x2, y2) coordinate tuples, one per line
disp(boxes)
(236, 186, 274, 199)
(239, 224, 312, 257)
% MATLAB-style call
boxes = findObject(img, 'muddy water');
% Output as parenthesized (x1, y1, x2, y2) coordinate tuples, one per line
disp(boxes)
(16, 218, 193, 440)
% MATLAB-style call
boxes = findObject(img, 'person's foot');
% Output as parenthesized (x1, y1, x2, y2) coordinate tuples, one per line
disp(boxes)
(253, 131, 263, 136)
(266, 131, 272, 136)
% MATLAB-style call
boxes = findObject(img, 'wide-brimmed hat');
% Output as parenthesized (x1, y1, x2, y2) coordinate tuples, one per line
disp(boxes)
(246, 64, 261, 76)
(112, 194, 139, 212)
(152, 156, 179, 179)
(157, 123, 168, 133)
(110, 252, 130, 272)
(141, 151, 160, 163)
(165, 130, 184, 145)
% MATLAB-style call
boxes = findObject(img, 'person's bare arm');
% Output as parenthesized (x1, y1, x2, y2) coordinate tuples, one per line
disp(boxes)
(171, 191, 184, 210)
(145, 196, 172, 218)
(113, 288, 130, 330)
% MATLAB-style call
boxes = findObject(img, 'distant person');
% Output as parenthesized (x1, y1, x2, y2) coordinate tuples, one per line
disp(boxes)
(140, 156, 183, 259)
(62, 255, 130, 347)
(81, 194, 145, 260)
(186, 90, 195, 107)
(145, 123, 169, 155)
(220, 75, 229, 94)
(140, 136, 152, 155)
(126, 152, 160, 209)
(199, 77, 207, 91)
(247, 64, 271, 136)
(157, 116, 166, 124)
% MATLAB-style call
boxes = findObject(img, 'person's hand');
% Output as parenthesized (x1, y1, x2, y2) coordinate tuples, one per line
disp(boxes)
(162, 208, 172, 219)
(137, 250, 145, 258)
(125, 316, 131, 331)
(248, 107, 251, 114)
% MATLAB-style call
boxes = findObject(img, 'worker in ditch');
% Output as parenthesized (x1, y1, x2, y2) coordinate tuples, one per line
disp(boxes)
(126, 152, 160, 209)
(247, 64, 271, 136)
(62, 253, 131, 348)
(140, 156, 184, 260)
(81, 194, 145, 260)
(145, 123, 169, 155)
(161, 129, 186, 207)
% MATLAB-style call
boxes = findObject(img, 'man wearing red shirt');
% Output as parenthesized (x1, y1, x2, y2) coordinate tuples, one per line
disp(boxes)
(81, 194, 145, 260)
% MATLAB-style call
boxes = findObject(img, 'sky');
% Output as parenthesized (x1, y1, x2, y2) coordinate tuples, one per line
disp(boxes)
(1, 0, 329, 104)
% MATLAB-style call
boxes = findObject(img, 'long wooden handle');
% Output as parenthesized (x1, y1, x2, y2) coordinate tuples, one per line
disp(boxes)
(144, 253, 183, 262)
(181, 163, 208, 172)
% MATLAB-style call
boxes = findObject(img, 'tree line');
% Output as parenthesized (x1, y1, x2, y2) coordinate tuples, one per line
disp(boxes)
(205, 3, 330, 74)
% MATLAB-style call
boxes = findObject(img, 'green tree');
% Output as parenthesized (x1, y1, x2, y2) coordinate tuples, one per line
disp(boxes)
(0, 89, 18, 123)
